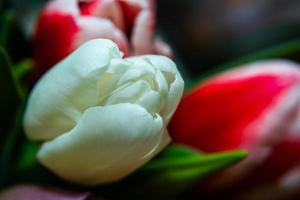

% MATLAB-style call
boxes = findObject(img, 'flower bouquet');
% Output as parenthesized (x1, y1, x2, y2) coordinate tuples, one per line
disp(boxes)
(1, 0, 300, 200)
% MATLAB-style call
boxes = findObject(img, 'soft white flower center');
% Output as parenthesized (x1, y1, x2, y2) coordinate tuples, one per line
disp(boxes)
(95, 57, 174, 118)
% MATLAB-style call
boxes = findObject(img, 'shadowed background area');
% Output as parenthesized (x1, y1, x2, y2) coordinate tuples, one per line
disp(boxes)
(157, 0, 300, 77)
(6, 0, 300, 79)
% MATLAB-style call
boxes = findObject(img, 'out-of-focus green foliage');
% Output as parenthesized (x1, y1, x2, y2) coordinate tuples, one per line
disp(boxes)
(0, 2, 32, 187)
(93, 145, 247, 200)
(0, 10, 30, 63)
(187, 38, 300, 89)
(0, 0, 9, 12)
(0, 47, 23, 187)
(0, 47, 22, 142)
(13, 141, 246, 200)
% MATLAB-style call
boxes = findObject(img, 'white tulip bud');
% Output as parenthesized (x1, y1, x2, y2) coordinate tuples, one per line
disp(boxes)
(23, 39, 184, 185)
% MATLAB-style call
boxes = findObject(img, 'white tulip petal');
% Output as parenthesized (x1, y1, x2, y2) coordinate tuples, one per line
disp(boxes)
(136, 90, 162, 116)
(126, 55, 184, 123)
(38, 103, 164, 185)
(138, 55, 184, 122)
(163, 74, 185, 123)
(118, 60, 155, 86)
(154, 70, 169, 98)
(142, 55, 179, 76)
(96, 59, 130, 103)
(24, 39, 121, 140)
(143, 129, 171, 161)
(24, 39, 184, 185)
(105, 80, 151, 105)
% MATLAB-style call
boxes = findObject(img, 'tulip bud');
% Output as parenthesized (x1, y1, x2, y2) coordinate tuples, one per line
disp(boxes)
(24, 39, 184, 185)
(34, 0, 171, 77)
(169, 60, 300, 192)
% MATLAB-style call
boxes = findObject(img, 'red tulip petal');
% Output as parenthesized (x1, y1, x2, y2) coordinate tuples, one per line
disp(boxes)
(79, 0, 101, 16)
(249, 137, 300, 182)
(169, 62, 300, 152)
(34, 12, 79, 77)
(117, 0, 144, 36)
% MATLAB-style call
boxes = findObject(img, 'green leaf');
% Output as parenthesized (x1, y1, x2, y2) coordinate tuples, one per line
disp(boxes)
(0, 47, 26, 188)
(0, 46, 22, 137)
(12, 59, 34, 98)
(12, 140, 62, 186)
(143, 145, 246, 173)
(139, 145, 247, 195)
(95, 145, 247, 200)
(13, 59, 33, 80)
(0, 106, 24, 187)
(15, 141, 40, 172)
(0, 10, 30, 63)
(13, 144, 247, 199)
(187, 38, 300, 89)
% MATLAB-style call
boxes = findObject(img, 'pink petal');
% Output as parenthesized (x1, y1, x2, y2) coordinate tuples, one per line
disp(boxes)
(75, 16, 129, 56)
(46, 0, 80, 16)
(154, 37, 173, 58)
(131, 9, 155, 55)
(0, 185, 90, 200)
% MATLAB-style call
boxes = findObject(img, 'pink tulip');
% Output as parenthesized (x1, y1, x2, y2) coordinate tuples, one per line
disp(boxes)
(169, 60, 300, 197)
(0, 185, 96, 200)
(33, 0, 172, 76)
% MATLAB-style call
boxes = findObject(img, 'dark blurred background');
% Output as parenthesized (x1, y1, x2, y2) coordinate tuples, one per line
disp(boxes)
(6, 0, 300, 80)
(157, 0, 300, 78)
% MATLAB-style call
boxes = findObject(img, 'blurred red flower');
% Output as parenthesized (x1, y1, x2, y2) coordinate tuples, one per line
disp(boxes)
(33, 0, 171, 77)
(169, 60, 300, 198)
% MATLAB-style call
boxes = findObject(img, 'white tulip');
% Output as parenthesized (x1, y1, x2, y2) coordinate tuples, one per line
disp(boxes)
(23, 39, 184, 185)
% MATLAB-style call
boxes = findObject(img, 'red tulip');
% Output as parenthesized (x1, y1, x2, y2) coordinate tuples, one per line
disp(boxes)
(33, 0, 172, 76)
(169, 60, 300, 194)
